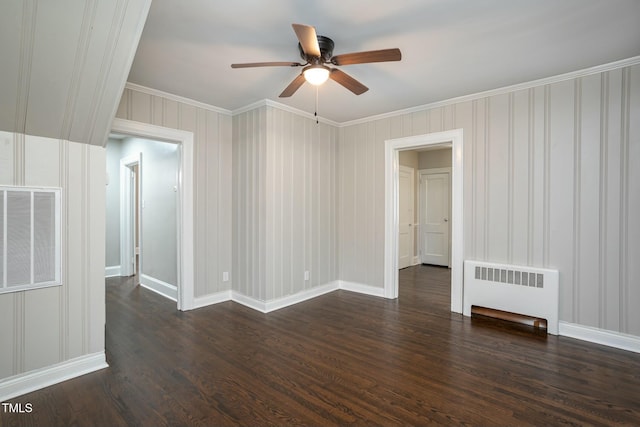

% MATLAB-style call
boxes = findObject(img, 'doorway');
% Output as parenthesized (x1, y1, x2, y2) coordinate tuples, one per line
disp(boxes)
(109, 118, 195, 311)
(110, 138, 180, 303)
(384, 129, 464, 313)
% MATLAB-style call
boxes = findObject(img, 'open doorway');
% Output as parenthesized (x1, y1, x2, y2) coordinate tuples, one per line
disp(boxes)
(107, 136, 179, 302)
(106, 119, 195, 311)
(384, 129, 464, 313)
(398, 147, 453, 270)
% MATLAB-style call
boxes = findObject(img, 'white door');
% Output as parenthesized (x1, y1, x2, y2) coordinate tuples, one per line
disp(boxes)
(120, 153, 141, 277)
(398, 166, 414, 269)
(420, 171, 450, 266)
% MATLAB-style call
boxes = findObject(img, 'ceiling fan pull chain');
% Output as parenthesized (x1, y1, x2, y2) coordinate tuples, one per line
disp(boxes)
(315, 86, 319, 124)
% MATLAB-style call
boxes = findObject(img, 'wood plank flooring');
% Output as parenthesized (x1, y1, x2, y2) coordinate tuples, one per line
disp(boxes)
(2, 265, 639, 426)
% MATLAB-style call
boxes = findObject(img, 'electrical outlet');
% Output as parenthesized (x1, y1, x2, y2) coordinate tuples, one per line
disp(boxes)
(304, 271, 310, 281)
(222, 272, 229, 282)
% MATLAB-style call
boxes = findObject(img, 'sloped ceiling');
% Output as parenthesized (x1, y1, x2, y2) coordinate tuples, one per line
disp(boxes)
(128, 0, 640, 123)
(0, 0, 151, 146)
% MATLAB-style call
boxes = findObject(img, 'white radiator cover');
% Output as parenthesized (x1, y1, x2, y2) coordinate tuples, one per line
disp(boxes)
(463, 260, 559, 335)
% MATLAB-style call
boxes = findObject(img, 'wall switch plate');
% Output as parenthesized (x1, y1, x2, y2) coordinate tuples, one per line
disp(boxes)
(304, 271, 310, 281)
(223, 272, 229, 282)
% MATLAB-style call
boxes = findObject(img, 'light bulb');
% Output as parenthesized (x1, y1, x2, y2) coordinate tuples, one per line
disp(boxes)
(303, 65, 330, 86)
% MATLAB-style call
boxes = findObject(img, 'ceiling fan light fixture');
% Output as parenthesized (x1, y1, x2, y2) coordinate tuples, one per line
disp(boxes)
(231, 23, 401, 97)
(303, 65, 330, 86)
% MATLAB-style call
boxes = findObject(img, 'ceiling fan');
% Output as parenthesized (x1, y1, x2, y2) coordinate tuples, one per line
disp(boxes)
(231, 23, 402, 97)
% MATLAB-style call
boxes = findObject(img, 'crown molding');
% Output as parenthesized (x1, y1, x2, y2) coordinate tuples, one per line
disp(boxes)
(231, 99, 340, 127)
(123, 83, 340, 126)
(229, 99, 268, 116)
(340, 55, 640, 127)
(125, 55, 640, 128)
(124, 82, 232, 115)
(263, 99, 341, 127)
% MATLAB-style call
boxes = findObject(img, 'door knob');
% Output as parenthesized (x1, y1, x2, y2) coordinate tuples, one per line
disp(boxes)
(444, 218, 448, 222)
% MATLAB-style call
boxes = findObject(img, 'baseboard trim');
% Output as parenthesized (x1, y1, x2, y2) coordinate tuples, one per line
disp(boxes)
(264, 282, 339, 313)
(339, 280, 385, 297)
(192, 290, 232, 310)
(185, 280, 386, 313)
(559, 321, 640, 354)
(0, 352, 108, 401)
(140, 274, 177, 301)
(412, 256, 420, 266)
(105, 265, 121, 278)
(230, 282, 340, 313)
(231, 291, 267, 312)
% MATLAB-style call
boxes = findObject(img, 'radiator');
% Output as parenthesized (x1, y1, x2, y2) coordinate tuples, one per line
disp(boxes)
(463, 260, 559, 335)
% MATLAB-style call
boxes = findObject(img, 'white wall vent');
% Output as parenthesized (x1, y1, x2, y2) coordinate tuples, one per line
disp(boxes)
(1, 186, 61, 294)
(463, 260, 559, 334)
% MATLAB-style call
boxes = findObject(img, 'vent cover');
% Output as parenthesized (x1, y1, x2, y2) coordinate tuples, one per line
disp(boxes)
(1, 186, 61, 294)
(475, 265, 544, 288)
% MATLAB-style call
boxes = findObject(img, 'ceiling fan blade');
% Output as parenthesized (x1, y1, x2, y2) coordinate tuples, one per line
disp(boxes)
(292, 23, 321, 58)
(279, 74, 307, 97)
(329, 69, 368, 95)
(331, 48, 401, 66)
(231, 61, 303, 68)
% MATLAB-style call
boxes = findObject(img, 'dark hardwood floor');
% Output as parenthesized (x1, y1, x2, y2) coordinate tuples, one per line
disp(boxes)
(2, 265, 639, 426)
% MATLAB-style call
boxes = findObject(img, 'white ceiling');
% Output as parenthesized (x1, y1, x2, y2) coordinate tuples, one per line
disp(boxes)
(129, 0, 640, 123)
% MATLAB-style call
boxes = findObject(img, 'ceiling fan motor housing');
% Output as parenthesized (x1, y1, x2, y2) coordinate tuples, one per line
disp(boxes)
(299, 35, 335, 63)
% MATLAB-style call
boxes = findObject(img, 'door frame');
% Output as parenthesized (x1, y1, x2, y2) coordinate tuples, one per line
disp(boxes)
(111, 118, 195, 311)
(418, 167, 451, 267)
(119, 152, 141, 277)
(384, 129, 464, 313)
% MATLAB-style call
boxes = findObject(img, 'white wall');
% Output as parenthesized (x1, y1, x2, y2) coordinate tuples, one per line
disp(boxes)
(232, 107, 267, 300)
(266, 107, 339, 300)
(233, 105, 339, 302)
(105, 139, 121, 268)
(338, 64, 640, 337)
(0, 131, 105, 380)
(115, 85, 233, 298)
